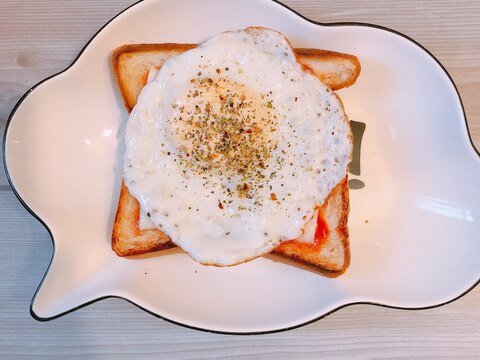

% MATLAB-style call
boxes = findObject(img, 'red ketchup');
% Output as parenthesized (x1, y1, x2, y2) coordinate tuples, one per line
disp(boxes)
(281, 211, 330, 251)
(314, 212, 329, 247)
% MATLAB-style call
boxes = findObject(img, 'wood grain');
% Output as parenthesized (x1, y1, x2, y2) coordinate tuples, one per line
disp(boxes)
(1, 0, 479, 359)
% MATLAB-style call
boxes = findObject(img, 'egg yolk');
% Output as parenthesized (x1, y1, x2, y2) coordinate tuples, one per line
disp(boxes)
(167, 76, 280, 199)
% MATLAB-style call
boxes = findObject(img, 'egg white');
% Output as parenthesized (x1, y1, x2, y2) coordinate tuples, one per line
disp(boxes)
(123, 28, 352, 266)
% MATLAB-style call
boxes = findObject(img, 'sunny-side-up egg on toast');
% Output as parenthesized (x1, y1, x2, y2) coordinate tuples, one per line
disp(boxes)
(122, 27, 353, 266)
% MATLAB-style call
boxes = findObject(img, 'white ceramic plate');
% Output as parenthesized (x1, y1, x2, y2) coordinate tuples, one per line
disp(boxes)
(4, 0, 480, 333)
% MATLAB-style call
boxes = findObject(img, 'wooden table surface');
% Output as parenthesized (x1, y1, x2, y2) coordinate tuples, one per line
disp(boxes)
(1, 0, 479, 358)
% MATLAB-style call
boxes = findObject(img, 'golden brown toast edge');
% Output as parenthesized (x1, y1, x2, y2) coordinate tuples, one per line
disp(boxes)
(111, 42, 354, 274)
(295, 48, 361, 90)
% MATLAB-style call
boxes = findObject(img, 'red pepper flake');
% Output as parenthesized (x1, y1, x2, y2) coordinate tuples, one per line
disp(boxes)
(270, 193, 278, 201)
(246, 129, 252, 134)
(218, 201, 224, 209)
(216, 68, 221, 74)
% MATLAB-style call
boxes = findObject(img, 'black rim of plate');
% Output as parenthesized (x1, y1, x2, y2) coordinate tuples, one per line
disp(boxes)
(2, 0, 479, 335)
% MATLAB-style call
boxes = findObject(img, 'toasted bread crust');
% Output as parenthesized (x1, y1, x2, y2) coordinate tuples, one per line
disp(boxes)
(295, 48, 361, 90)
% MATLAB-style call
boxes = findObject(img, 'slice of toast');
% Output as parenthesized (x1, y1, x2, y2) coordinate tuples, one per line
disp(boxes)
(111, 42, 356, 276)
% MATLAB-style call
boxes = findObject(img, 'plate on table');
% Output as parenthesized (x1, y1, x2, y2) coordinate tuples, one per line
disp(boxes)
(3, 0, 480, 333)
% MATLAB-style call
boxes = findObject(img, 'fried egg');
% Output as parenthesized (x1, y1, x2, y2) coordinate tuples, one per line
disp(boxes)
(123, 28, 352, 266)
